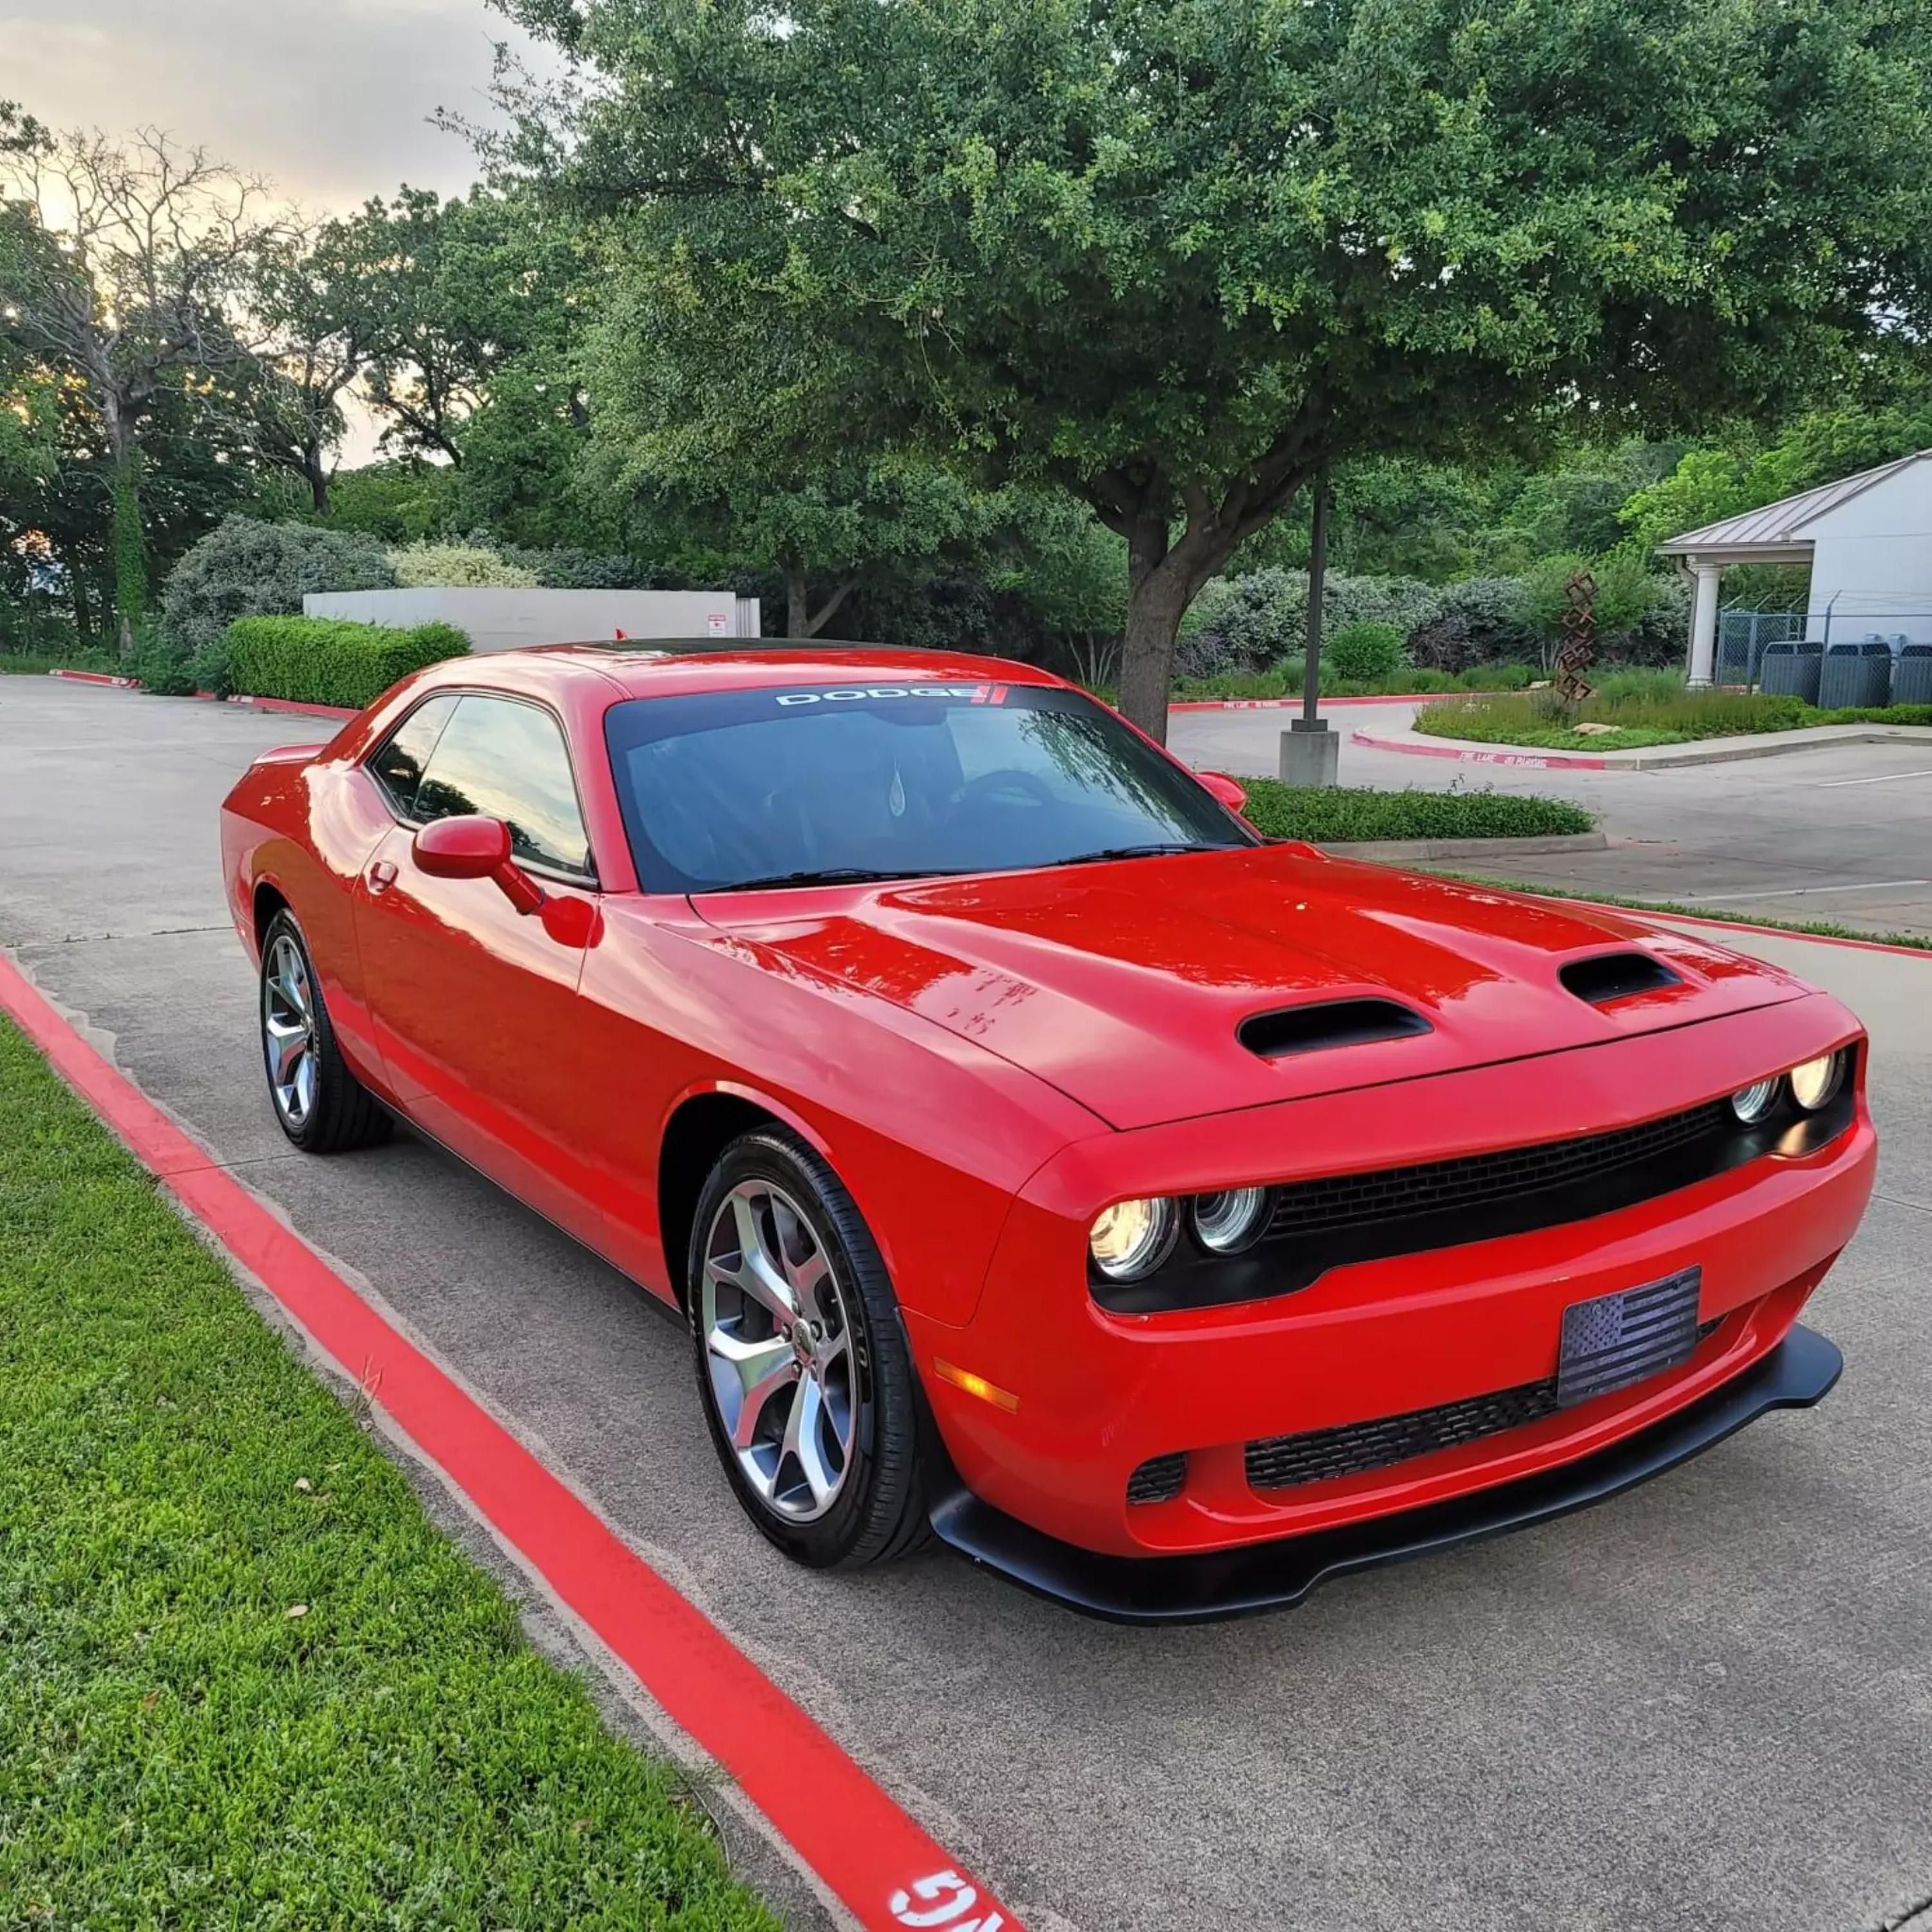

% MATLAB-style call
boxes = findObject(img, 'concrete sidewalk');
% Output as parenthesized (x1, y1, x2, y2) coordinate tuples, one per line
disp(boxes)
(6, 675, 1931, 1932)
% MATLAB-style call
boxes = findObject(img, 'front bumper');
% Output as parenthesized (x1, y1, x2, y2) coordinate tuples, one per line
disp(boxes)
(927, 1325, 1842, 1624)
(908, 998, 1873, 1558)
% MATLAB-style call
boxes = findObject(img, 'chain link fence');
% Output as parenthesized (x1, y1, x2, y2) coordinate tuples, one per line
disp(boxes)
(1718, 608, 1932, 703)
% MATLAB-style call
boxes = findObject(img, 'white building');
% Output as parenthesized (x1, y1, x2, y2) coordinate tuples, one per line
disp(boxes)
(1657, 448, 1932, 683)
(303, 587, 762, 652)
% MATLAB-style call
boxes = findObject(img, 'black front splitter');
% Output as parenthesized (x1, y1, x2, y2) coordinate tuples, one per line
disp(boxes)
(926, 1325, 1842, 1625)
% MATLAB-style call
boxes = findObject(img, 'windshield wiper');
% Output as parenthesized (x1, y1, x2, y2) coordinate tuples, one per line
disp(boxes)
(1054, 842, 1235, 867)
(700, 866, 969, 894)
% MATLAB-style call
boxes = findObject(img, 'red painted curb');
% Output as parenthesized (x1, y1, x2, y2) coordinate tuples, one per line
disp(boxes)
(1350, 726, 1615, 772)
(46, 667, 138, 688)
(0, 951, 1022, 1932)
(225, 694, 359, 721)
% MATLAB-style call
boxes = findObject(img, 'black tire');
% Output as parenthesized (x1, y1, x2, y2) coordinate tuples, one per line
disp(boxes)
(258, 909, 391, 1154)
(688, 1129, 931, 1569)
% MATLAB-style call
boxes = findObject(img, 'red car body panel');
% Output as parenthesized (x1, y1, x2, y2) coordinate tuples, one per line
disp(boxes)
(220, 643, 1875, 1585)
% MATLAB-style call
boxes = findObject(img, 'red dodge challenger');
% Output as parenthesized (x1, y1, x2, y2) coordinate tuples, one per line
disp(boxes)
(220, 643, 1874, 1620)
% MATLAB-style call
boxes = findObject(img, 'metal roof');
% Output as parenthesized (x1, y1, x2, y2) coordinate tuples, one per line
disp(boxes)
(1656, 449, 1932, 557)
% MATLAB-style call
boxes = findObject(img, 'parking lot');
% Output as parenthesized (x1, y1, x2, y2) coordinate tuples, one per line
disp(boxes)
(1173, 701, 1932, 938)
(6, 674, 1931, 1932)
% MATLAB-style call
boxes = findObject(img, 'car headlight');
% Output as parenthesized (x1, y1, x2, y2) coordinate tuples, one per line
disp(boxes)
(1088, 1197, 1179, 1282)
(1789, 1050, 1846, 1112)
(1191, 1187, 1273, 1255)
(1730, 1079, 1781, 1124)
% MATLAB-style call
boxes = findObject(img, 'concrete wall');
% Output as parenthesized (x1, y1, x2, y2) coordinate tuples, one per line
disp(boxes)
(301, 588, 761, 652)
(1801, 460, 1932, 643)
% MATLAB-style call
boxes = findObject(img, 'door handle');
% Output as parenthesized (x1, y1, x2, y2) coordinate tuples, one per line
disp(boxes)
(366, 858, 399, 895)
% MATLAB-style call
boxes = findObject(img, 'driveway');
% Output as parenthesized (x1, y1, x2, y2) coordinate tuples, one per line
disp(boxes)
(1171, 701, 1932, 938)
(5, 674, 1931, 1932)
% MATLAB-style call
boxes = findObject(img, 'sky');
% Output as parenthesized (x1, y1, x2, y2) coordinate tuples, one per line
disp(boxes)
(0, 0, 554, 213)
(1, 0, 564, 462)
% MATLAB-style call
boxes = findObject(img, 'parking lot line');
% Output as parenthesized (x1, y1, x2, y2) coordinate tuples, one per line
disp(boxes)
(1814, 768, 1932, 788)
(0, 948, 1022, 1932)
(1687, 879, 1931, 902)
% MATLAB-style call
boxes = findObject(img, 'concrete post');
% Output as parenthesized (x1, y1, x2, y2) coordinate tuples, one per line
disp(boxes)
(1279, 719, 1341, 786)
(1687, 560, 1720, 688)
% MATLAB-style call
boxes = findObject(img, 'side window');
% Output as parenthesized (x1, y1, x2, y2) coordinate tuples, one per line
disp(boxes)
(368, 694, 459, 814)
(413, 695, 594, 878)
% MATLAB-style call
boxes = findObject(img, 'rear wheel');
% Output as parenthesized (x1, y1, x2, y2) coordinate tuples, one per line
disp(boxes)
(689, 1130, 929, 1568)
(258, 910, 390, 1153)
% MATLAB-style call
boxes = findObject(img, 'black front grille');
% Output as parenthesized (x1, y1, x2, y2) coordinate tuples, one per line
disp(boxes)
(1265, 1099, 1731, 1243)
(1246, 1316, 1724, 1493)
(1089, 1066, 1859, 1318)
(1126, 1452, 1189, 1505)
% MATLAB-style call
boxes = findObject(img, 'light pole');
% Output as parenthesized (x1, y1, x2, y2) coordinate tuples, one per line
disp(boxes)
(1280, 470, 1340, 786)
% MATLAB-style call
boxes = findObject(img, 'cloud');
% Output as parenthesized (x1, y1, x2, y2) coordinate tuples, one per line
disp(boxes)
(0, 0, 564, 213)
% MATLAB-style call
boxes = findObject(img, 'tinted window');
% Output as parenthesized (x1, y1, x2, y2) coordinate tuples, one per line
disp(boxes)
(603, 681, 1251, 893)
(413, 695, 593, 877)
(368, 694, 458, 813)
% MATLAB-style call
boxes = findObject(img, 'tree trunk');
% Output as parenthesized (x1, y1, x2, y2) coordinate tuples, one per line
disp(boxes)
(305, 440, 331, 516)
(70, 563, 95, 647)
(784, 565, 808, 638)
(104, 401, 146, 658)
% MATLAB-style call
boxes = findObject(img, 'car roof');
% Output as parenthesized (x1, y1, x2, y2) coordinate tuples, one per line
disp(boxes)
(440, 639, 1070, 703)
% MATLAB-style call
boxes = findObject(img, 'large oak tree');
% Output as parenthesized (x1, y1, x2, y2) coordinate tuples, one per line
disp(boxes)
(498, 0, 1932, 735)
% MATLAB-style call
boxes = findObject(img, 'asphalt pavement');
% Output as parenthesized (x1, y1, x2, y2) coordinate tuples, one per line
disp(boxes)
(1173, 700, 1932, 938)
(5, 674, 1931, 1932)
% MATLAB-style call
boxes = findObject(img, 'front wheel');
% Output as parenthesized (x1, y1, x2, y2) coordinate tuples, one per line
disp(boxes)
(689, 1130, 930, 1568)
(258, 910, 390, 1153)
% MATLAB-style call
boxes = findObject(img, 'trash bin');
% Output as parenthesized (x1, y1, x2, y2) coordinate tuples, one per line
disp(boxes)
(1819, 641, 1893, 708)
(1893, 644, 1932, 706)
(1759, 640, 1823, 703)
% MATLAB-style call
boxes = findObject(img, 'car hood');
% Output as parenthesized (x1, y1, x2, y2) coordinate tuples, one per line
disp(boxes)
(695, 846, 1810, 1130)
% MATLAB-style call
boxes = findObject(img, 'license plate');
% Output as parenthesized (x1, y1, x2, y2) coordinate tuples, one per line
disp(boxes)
(1557, 1265, 1702, 1408)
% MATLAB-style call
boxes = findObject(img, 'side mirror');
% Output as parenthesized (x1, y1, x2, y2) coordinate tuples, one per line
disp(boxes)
(1198, 770, 1248, 816)
(413, 814, 545, 916)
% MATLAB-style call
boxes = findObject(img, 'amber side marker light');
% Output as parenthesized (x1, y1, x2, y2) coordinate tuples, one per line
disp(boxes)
(933, 1359, 1020, 1414)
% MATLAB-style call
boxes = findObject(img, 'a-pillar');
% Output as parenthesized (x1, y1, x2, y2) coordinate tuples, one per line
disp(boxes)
(1686, 559, 1721, 688)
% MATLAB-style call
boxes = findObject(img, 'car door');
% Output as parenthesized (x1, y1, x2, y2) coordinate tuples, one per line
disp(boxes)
(353, 690, 609, 1245)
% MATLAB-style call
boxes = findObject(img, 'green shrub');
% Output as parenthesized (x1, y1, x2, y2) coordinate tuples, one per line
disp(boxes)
(492, 540, 658, 590)
(1406, 578, 1538, 672)
(160, 516, 397, 655)
(1327, 620, 1406, 683)
(388, 541, 540, 589)
(1236, 780, 1593, 843)
(126, 625, 198, 697)
(226, 616, 469, 709)
(188, 634, 235, 698)
(1189, 567, 1444, 667)
(1462, 661, 1531, 689)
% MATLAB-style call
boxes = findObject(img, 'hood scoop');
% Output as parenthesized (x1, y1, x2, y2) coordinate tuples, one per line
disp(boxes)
(1560, 952, 1683, 1005)
(1238, 998, 1433, 1060)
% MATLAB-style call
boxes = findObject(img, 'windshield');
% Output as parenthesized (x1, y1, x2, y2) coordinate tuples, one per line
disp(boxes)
(603, 679, 1255, 893)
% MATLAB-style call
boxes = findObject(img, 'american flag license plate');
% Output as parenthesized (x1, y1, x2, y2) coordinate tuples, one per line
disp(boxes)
(1556, 1266, 1703, 1408)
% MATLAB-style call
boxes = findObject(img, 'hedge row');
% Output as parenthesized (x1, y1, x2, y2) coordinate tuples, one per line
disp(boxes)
(225, 616, 468, 708)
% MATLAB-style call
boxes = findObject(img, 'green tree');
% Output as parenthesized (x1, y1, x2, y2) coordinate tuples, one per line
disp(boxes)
(0, 126, 285, 650)
(499, 0, 1932, 736)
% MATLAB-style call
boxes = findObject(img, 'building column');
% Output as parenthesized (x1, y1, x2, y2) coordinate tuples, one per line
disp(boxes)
(1686, 560, 1720, 687)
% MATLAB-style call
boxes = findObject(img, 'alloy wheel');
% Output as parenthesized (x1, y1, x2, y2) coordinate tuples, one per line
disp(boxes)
(261, 933, 317, 1129)
(700, 1179, 857, 1522)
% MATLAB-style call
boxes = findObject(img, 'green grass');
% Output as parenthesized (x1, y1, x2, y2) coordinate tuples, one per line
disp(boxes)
(0, 651, 118, 676)
(1436, 874, 1932, 952)
(1238, 779, 1593, 843)
(1414, 686, 1932, 752)
(0, 1020, 779, 1931)
(1168, 661, 1531, 702)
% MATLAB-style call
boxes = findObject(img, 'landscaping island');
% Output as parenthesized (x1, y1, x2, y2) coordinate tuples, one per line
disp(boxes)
(1238, 780, 1592, 844)
(1415, 676, 1932, 753)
